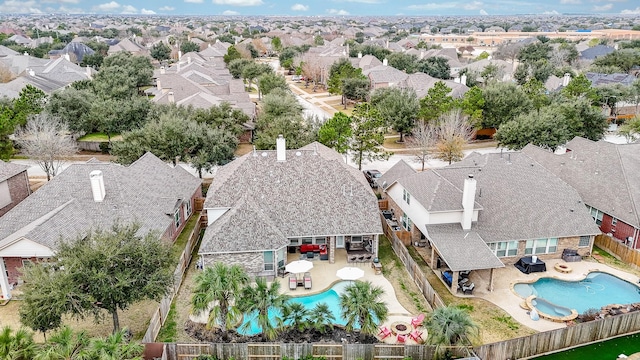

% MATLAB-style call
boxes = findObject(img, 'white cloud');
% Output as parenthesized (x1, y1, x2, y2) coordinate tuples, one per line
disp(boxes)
(184, 0, 203, 3)
(327, 8, 349, 14)
(121, 4, 137, 13)
(222, 9, 239, 14)
(543, 9, 560, 14)
(0, 0, 43, 13)
(213, 0, 264, 6)
(479, 8, 489, 14)
(407, 2, 458, 10)
(94, 1, 120, 11)
(141, 8, 156, 14)
(291, 3, 308, 11)
(621, 7, 640, 13)
(334, 0, 382, 3)
(42, 0, 79, 3)
(560, 0, 582, 4)
(159, 6, 175, 10)
(592, 3, 613, 10)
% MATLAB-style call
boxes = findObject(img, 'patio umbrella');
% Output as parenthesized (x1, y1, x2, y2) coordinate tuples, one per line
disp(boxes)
(285, 260, 313, 274)
(336, 266, 365, 281)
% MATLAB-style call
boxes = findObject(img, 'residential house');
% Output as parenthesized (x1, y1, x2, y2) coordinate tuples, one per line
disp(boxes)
(523, 137, 640, 248)
(586, 72, 637, 87)
(107, 38, 149, 56)
(579, 45, 615, 61)
(362, 62, 408, 89)
(0, 162, 30, 217)
(0, 153, 202, 299)
(379, 152, 600, 292)
(198, 138, 382, 279)
(399, 72, 469, 99)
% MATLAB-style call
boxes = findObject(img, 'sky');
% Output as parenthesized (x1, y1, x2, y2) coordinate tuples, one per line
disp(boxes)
(0, 0, 639, 16)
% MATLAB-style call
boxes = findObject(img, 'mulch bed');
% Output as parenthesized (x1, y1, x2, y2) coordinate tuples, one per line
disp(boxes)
(184, 320, 379, 344)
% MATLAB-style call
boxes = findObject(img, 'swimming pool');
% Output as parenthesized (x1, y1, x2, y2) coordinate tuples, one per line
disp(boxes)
(514, 272, 640, 314)
(238, 281, 353, 336)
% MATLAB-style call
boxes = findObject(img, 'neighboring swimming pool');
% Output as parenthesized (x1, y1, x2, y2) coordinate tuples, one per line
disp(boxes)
(238, 281, 353, 336)
(514, 272, 640, 314)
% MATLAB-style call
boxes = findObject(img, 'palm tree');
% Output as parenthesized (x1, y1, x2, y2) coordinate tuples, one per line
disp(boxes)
(34, 326, 90, 360)
(237, 277, 290, 341)
(339, 280, 389, 336)
(308, 302, 336, 334)
(86, 329, 143, 360)
(282, 302, 310, 332)
(426, 306, 479, 349)
(0, 326, 36, 360)
(191, 262, 249, 341)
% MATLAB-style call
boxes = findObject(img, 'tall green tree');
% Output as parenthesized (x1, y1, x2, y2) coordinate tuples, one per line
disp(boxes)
(13, 84, 47, 126)
(150, 42, 171, 61)
(349, 103, 391, 170)
(0, 104, 16, 160)
(370, 87, 419, 142)
(562, 73, 596, 100)
(619, 115, 640, 143)
(223, 45, 242, 65)
(96, 52, 153, 95)
(416, 56, 450, 79)
(238, 278, 289, 341)
(495, 107, 570, 151)
(327, 58, 367, 107)
(45, 88, 95, 134)
(21, 223, 174, 333)
(459, 86, 484, 127)
(180, 41, 200, 54)
(191, 263, 249, 341)
(481, 82, 532, 129)
(339, 281, 389, 337)
(318, 112, 352, 156)
(419, 81, 456, 123)
(257, 72, 288, 98)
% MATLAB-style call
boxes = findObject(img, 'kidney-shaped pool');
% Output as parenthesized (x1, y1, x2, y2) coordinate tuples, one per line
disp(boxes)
(514, 272, 640, 314)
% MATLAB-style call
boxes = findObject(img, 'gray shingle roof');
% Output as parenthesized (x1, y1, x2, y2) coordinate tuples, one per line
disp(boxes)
(523, 138, 640, 228)
(0, 153, 201, 251)
(378, 159, 416, 190)
(0, 161, 29, 182)
(200, 142, 382, 255)
(425, 225, 504, 271)
(439, 152, 601, 242)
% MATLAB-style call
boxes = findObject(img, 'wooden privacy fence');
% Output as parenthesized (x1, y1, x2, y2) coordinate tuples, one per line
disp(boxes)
(162, 343, 471, 360)
(142, 214, 204, 343)
(595, 234, 640, 268)
(382, 216, 446, 310)
(474, 310, 640, 359)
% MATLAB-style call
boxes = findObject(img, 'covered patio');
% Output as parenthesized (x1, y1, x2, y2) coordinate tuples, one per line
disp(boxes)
(424, 225, 505, 294)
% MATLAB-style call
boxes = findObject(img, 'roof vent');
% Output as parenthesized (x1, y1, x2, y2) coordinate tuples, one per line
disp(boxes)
(89, 170, 105, 202)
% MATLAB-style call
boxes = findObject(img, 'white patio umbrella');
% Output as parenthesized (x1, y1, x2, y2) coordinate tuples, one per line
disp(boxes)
(285, 260, 313, 274)
(336, 266, 365, 281)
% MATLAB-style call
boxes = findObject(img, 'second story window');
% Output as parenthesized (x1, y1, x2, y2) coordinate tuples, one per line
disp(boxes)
(403, 189, 411, 205)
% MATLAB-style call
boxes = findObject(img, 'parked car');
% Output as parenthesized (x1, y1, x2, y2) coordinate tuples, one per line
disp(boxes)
(363, 169, 382, 188)
(292, 75, 301, 82)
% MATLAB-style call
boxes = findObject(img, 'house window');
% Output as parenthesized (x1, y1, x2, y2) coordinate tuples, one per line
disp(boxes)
(401, 213, 412, 230)
(612, 218, 617, 226)
(579, 236, 591, 247)
(302, 237, 312, 244)
(184, 200, 192, 218)
(525, 238, 558, 255)
(264, 251, 274, 271)
(489, 241, 518, 257)
(289, 238, 300, 246)
(590, 207, 604, 226)
(0, 180, 11, 208)
(315, 237, 326, 245)
(403, 189, 411, 205)
(22, 259, 33, 268)
(174, 209, 181, 229)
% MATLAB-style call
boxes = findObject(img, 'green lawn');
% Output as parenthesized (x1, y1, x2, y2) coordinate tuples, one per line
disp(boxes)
(77, 133, 122, 142)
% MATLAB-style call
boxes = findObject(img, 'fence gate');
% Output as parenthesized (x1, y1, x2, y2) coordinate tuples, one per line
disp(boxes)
(176, 343, 213, 360)
(248, 344, 281, 360)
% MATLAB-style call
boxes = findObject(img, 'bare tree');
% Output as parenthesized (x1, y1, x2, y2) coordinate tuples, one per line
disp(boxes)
(406, 120, 436, 171)
(300, 54, 323, 91)
(15, 114, 77, 181)
(434, 110, 473, 165)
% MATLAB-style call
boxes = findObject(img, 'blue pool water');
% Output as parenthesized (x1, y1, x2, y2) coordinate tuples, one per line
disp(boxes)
(238, 281, 353, 336)
(514, 272, 640, 314)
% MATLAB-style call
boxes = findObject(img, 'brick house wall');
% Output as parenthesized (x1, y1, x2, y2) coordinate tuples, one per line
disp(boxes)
(0, 172, 31, 217)
(599, 213, 639, 248)
(3, 256, 38, 285)
(162, 189, 203, 242)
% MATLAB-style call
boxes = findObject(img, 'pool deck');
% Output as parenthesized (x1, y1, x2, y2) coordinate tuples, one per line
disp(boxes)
(278, 249, 425, 344)
(472, 257, 640, 332)
(191, 249, 424, 344)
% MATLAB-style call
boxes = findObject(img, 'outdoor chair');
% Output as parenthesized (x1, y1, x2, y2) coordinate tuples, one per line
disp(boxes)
(458, 277, 469, 288)
(357, 255, 365, 262)
(462, 282, 475, 295)
(397, 334, 407, 343)
(409, 329, 423, 343)
(304, 274, 312, 290)
(348, 255, 357, 263)
(411, 313, 425, 328)
(378, 326, 392, 340)
(364, 255, 372, 262)
(289, 276, 297, 290)
(459, 270, 471, 278)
